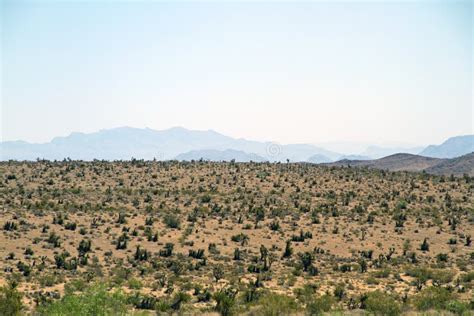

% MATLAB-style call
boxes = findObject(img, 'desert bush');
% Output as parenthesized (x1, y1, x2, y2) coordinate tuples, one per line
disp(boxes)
(0, 282, 23, 316)
(306, 294, 335, 315)
(361, 290, 400, 316)
(208, 243, 220, 254)
(64, 279, 88, 295)
(3, 221, 17, 231)
(269, 220, 280, 231)
(116, 213, 127, 224)
(200, 194, 212, 203)
(444, 300, 470, 315)
(293, 283, 318, 304)
(115, 233, 128, 250)
(291, 230, 312, 242)
(159, 243, 174, 257)
(412, 286, 454, 311)
(127, 292, 156, 310)
(163, 214, 180, 229)
(431, 269, 455, 285)
(170, 291, 191, 311)
(197, 288, 212, 302)
(47, 232, 61, 248)
(371, 268, 390, 278)
(299, 252, 314, 272)
(38, 284, 128, 315)
(436, 253, 449, 262)
(189, 248, 205, 259)
(231, 233, 249, 245)
(54, 252, 78, 270)
(460, 271, 474, 283)
(38, 274, 64, 287)
(420, 238, 429, 251)
(334, 283, 345, 301)
(16, 261, 31, 276)
(64, 222, 77, 231)
(77, 239, 92, 255)
(134, 246, 149, 261)
(213, 264, 225, 282)
(24, 247, 34, 256)
(256, 293, 298, 316)
(214, 287, 238, 316)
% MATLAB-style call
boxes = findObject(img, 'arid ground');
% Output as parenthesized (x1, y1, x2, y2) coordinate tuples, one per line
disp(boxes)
(0, 160, 473, 315)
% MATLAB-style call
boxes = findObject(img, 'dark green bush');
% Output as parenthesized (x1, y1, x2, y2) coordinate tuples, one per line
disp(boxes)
(163, 214, 180, 229)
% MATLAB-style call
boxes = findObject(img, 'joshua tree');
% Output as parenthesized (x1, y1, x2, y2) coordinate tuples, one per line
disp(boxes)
(282, 240, 293, 258)
(300, 251, 314, 271)
(254, 207, 265, 228)
(420, 238, 429, 252)
(213, 264, 224, 283)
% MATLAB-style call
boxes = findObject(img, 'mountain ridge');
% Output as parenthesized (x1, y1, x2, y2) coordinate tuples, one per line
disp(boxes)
(0, 126, 339, 162)
(2, 127, 473, 171)
(420, 135, 474, 158)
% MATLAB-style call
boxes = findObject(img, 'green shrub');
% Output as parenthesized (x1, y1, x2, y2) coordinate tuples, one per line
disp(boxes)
(127, 292, 156, 310)
(363, 290, 400, 316)
(445, 300, 469, 315)
(0, 282, 23, 316)
(257, 293, 298, 316)
(170, 291, 191, 311)
(213, 288, 238, 316)
(293, 284, 318, 304)
(64, 279, 88, 295)
(163, 214, 180, 229)
(38, 284, 128, 315)
(306, 294, 335, 315)
(460, 271, 474, 283)
(127, 278, 142, 290)
(431, 269, 455, 285)
(371, 268, 391, 279)
(154, 299, 171, 312)
(38, 274, 63, 287)
(412, 286, 454, 311)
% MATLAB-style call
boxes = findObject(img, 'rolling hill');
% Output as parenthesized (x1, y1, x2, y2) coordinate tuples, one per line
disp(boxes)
(325, 153, 473, 176)
(362, 145, 424, 159)
(424, 153, 474, 176)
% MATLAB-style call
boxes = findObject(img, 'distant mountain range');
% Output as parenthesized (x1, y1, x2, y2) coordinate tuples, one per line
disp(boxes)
(1, 127, 473, 173)
(420, 135, 474, 158)
(0, 127, 340, 162)
(175, 149, 267, 162)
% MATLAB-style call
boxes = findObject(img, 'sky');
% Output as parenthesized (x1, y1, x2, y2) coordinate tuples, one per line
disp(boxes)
(1, 0, 472, 146)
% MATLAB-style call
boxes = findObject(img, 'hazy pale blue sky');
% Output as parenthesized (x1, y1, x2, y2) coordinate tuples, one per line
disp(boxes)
(1, 0, 472, 145)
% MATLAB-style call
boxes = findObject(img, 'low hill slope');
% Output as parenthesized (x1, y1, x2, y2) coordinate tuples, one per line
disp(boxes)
(324, 153, 473, 176)
(424, 153, 474, 176)
(328, 153, 441, 172)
